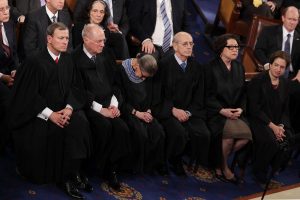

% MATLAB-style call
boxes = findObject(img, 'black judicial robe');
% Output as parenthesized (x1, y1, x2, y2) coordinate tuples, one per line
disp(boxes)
(205, 57, 248, 167)
(9, 49, 91, 184)
(72, 46, 130, 174)
(247, 71, 292, 174)
(116, 63, 165, 173)
(159, 55, 210, 166)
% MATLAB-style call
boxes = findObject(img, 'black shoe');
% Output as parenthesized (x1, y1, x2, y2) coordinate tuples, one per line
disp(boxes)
(107, 171, 121, 191)
(172, 161, 186, 176)
(62, 181, 84, 199)
(74, 174, 93, 193)
(156, 165, 169, 176)
(223, 175, 240, 185)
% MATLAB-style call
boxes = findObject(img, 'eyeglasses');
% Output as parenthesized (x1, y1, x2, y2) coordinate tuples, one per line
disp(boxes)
(0, 6, 10, 13)
(225, 45, 240, 50)
(176, 41, 194, 47)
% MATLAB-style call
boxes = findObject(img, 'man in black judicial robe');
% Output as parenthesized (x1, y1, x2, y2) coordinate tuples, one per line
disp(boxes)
(72, 24, 130, 191)
(9, 23, 91, 199)
(158, 32, 210, 174)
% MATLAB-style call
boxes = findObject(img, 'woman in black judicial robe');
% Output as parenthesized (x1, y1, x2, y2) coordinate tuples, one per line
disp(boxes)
(116, 54, 165, 174)
(9, 48, 91, 184)
(72, 0, 129, 59)
(205, 34, 252, 183)
(247, 51, 293, 184)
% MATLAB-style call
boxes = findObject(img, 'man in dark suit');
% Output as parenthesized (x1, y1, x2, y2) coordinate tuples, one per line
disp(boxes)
(23, 0, 72, 57)
(255, 6, 300, 132)
(15, 0, 44, 15)
(128, 0, 188, 59)
(0, 0, 19, 152)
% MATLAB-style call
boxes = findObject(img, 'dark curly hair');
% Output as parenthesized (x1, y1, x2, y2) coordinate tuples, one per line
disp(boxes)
(78, 0, 110, 26)
(213, 33, 240, 55)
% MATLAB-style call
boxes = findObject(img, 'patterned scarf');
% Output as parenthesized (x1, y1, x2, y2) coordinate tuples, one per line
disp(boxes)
(122, 59, 144, 83)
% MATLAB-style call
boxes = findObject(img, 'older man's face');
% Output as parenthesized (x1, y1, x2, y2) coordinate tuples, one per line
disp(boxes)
(0, 0, 10, 23)
(282, 8, 299, 32)
(83, 28, 106, 55)
(173, 34, 194, 60)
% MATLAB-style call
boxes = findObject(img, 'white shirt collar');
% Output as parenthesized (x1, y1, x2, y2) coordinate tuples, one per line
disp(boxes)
(282, 26, 294, 38)
(174, 53, 187, 65)
(47, 47, 61, 60)
(83, 45, 94, 59)
(45, 5, 58, 21)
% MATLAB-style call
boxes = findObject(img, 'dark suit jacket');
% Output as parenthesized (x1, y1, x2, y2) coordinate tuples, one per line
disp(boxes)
(111, 0, 129, 35)
(15, 0, 41, 15)
(73, 0, 129, 35)
(128, 0, 188, 42)
(0, 20, 18, 74)
(23, 6, 73, 57)
(254, 25, 300, 74)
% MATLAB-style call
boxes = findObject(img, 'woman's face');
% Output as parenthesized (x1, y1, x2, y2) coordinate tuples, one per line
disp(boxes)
(221, 38, 239, 61)
(89, 1, 105, 25)
(269, 57, 287, 78)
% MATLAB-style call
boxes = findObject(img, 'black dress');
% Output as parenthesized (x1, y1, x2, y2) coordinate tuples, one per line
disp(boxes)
(9, 49, 91, 184)
(205, 57, 250, 168)
(116, 61, 165, 173)
(247, 71, 292, 182)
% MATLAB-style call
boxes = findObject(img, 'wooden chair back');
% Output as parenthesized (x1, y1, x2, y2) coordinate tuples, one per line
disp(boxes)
(242, 15, 281, 75)
(214, 0, 249, 37)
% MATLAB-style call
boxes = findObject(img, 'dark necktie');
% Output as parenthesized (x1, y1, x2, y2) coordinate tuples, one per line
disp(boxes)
(55, 56, 59, 64)
(52, 15, 57, 23)
(180, 62, 187, 72)
(91, 55, 96, 63)
(160, 0, 172, 53)
(0, 24, 11, 58)
(284, 33, 291, 78)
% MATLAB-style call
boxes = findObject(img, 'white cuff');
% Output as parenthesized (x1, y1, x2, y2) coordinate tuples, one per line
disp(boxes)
(0, 72, 3, 79)
(37, 107, 53, 121)
(264, 63, 270, 70)
(110, 95, 119, 107)
(91, 101, 103, 113)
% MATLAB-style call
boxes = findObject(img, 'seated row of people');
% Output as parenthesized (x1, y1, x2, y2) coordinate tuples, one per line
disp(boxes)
(6, 20, 296, 199)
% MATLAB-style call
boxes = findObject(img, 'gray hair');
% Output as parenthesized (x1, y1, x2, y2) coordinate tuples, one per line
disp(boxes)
(82, 23, 104, 38)
(137, 54, 158, 76)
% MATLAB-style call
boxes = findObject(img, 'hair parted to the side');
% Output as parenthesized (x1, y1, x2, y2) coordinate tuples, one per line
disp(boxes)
(269, 50, 291, 67)
(46, 22, 68, 36)
(213, 33, 240, 55)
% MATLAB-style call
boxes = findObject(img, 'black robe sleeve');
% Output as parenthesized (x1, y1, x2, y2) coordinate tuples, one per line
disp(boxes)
(9, 57, 48, 130)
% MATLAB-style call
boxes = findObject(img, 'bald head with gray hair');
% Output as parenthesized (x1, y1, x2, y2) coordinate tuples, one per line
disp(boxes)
(82, 23, 104, 39)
